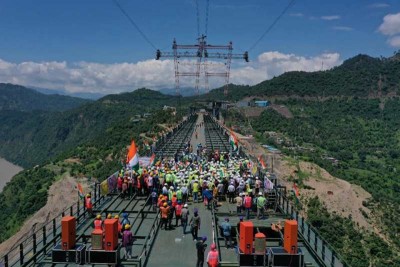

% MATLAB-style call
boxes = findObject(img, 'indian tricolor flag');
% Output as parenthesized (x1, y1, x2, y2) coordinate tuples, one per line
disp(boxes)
(126, 140, 139, 170)
(229, 129, 238, 151)
(77, 183, 84, 199)
(258, 155, 267, 169)
(149, 153, 156, 166)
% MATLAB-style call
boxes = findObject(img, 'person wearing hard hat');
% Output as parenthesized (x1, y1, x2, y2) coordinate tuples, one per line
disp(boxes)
(227, 182, 235, 203)
(176, 186, 183, 202)
(93, 214, 104, 232)
(207, 243, 219, 267)
(151, 188, 158, 211)
(244, 193, 252, 220)
(196, 236, 207, 267)
(190, 210, 201, 241)
(175, 200, 183, 227)
(181, 183, 188, 203)
(122, 224, 133, 259)
(235, 193, 244, 214)
(121, 213, 130, 232)
(167, 200, 175, 229)
(181, 203, 190, 235)
(192, 180, 200, 203)
(85, 193, 93, 217)
(221, 218, 232, 249)
(256, 192, 267, 220)
(160, 202, 170, 230)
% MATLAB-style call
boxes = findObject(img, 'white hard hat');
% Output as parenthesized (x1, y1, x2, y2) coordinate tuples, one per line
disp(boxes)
(258, 192, 263, 196)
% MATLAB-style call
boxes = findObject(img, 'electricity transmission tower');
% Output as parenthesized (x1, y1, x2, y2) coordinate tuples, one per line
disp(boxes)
(156, 35, 248, 96)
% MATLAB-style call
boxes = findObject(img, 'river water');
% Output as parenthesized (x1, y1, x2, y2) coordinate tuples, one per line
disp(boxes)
(0, 158, 23, 192)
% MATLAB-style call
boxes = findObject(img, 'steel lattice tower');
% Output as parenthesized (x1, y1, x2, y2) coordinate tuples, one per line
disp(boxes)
(156, 36, 248, 96)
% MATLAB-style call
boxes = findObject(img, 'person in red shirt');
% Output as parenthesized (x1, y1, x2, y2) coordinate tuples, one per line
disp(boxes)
(94, 214, 104, 233)
(244, 193, 252, 220)
(117, 176, 123, 193)
(85, 194, 93, 217)
(171, 193, 178, 208)
(207, 243, 219, 267)
(160, 203, 170, 230)
(175, 201, 183, 226)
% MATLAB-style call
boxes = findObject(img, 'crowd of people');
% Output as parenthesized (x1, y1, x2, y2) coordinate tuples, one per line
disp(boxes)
(86, 148, 275, 266)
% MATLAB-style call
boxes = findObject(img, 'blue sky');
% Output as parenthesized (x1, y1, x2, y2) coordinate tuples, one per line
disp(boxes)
(0, 0, 399, 93)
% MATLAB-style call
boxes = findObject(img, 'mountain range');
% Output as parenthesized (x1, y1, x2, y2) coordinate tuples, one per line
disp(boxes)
(0, 83, 91, 112)
(1, 53, 400, 263)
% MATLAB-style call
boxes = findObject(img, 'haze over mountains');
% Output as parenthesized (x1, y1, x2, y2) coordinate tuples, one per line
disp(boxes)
(0, 83, 91, 112)
(31, 86, 105, 100)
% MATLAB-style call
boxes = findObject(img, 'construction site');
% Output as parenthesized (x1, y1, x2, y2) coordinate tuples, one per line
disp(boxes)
(1, 1, 399, 267)
(0, 112, 349, 267)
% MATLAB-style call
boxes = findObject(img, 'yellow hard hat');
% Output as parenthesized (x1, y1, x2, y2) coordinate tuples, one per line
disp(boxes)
(163, 203, 168, 207)
(86, 194, 91, 197)
(125, 224, 131, 230)
(107, 213, 112, 219)
(114, 215, 119, 219)
(96, 214, 101, 219)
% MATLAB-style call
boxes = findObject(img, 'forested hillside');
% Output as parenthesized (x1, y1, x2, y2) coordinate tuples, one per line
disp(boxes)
(204, 53, 400, 101)
(250, 98, 400, 265)
(0, 108, 180, 242)
(0, 88, 177, 167)
(0, 84, 90, 112)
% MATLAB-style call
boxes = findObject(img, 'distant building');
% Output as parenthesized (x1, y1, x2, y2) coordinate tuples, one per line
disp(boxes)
(236, 101, 250, 107)
(254, 100, 269, 107)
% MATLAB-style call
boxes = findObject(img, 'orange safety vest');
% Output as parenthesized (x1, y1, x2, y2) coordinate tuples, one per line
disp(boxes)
(94, 219, 103, 230)
(171, 197, 177, 207)
(244, 196, 252, 208)
(160, 207, 169, 219)
(175, 204, 182, 216)
(85, 197, 93, 209)
(207, 250, 219, 267)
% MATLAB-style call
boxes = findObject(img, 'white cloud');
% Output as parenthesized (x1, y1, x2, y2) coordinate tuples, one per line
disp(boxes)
(332, 26, 353, 31)
(388, 36, 400, 47)
(378, 13, 400, 36)
(368, 3, 390, 8)
(321, 15, 341, 20)
(290, 13, 304, 17)
(256, 51, 341, 77)
(0, 51, 342, 94)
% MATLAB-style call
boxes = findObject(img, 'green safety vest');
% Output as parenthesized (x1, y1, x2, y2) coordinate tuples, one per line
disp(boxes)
(168, 190, 173, 200)
(193, 183, 199, 193)
(257, 197, 266, 208)
(166, 173, 172, 182)
(176, 190, 182, 199)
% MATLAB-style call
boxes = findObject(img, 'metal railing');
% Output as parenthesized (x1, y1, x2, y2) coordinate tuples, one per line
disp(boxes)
(277, 191, 351, 267)
(0, 183, 104, 267)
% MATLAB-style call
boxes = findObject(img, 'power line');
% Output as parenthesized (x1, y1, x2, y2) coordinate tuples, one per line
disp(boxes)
(248, 0, 296, 52)
(205, 0, 210, 36)
(195, 0, 201, 38)
(112, 0, 157, 50)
